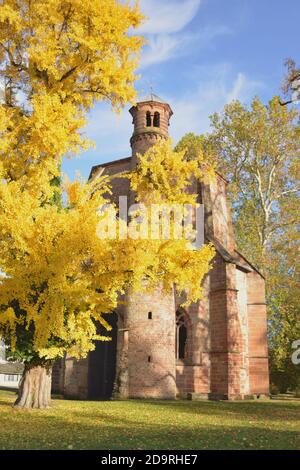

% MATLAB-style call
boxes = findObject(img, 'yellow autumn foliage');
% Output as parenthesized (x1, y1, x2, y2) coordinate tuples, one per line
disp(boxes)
(0, 1, 215, 361)
(0, 142, 215, 360)
(0, 0, 144, 187)
(129, 138, 215, 205)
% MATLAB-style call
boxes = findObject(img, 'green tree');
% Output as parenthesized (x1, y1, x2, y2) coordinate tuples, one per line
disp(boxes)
(268, 223, 300, 392)
(208, 96, 299, 270)
(174, 133, 205, 160)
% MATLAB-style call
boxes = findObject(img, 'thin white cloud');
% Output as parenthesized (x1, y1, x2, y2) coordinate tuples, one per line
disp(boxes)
(141, 35, 185, 68)
(134, 0, 203, 68)
(169, 68, 263, 142)
(140, 25, 232, 69)
(138, 0, 201, 35)
(226, 72, 249, 102)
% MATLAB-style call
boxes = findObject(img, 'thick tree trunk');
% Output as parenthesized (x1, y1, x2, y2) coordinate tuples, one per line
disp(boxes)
(14, 363, 52, 409)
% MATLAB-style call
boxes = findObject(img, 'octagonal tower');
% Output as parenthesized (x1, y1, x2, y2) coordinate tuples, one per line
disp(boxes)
(129, 93, 173, 164)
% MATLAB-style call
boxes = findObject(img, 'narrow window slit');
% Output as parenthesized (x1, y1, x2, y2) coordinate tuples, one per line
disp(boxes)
(146, 111, 152, 127)
(153, 111, 160, 127)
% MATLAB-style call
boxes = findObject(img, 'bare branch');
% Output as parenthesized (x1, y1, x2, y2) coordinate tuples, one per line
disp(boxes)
(276, 187, 300, 199)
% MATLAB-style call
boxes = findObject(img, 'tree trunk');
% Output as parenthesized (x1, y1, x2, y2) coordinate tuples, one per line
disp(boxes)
(14, 363, 52, 409)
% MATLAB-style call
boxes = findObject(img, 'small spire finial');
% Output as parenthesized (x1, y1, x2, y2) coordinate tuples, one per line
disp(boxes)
(150, 82, 154, 98)
(145, 78, 154, 99)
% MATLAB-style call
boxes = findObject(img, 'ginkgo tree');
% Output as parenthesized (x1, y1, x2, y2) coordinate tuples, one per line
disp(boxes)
(0, 142, 215, 409)
(0, 1, 215, 409)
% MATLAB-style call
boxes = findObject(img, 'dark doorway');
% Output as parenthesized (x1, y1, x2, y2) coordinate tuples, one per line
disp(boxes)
(88, 312, 118, 400)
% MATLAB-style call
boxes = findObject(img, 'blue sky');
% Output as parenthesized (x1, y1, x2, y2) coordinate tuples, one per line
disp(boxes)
(62, 0, 300, 180)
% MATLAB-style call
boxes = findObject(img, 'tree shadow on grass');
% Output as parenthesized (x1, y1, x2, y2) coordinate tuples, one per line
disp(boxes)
(0, 398, 16, 407)
(0, 392, 299, 450)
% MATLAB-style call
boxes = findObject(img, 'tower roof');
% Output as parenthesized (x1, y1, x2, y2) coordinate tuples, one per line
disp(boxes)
(138, 92, 166, 104)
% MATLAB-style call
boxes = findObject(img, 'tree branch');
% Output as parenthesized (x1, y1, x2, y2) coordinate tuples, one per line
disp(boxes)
(276, 187, 300, 198)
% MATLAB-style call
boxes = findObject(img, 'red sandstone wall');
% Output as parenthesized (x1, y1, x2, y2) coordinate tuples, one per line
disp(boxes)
(247, 271, 269, 395)
(209, 255, 244, 399)
(125, 287, 177, 399)
(63, 357, 89, 399)
(100, 158, 131, 206)
(202, 174, 235, 252)
(175, 276, 211, 397)
(51, 358, 65, 394)
(236, 268, 250, 396)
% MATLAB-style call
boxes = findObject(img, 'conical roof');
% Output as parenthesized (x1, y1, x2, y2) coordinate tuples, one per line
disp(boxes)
(138, 92, 166, 104)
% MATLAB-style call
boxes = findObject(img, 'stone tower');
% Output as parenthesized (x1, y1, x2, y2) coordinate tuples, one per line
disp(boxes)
(115, 94, 177, 399)
(129, 93, 173, 163)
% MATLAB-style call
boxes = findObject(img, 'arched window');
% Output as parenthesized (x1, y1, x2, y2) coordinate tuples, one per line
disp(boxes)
(146, 111, 152, 127)
(153, 111, 160, 128)
(176, 310, 187, 360)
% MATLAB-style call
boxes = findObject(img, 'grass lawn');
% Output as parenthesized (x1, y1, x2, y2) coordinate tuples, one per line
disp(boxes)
(0, 390, 299, 450)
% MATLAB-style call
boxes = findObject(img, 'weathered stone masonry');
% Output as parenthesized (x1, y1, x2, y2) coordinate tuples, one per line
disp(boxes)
(52, 93, 269, 400)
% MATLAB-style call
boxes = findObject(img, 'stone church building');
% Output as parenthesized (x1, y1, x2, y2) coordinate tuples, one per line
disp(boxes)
(52, 94, 269, 401)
